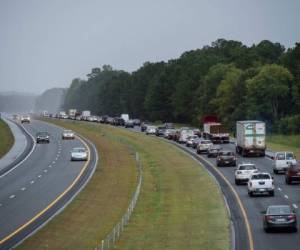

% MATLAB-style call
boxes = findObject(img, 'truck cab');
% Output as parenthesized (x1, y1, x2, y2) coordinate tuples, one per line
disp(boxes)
(273, 152, 296, 174)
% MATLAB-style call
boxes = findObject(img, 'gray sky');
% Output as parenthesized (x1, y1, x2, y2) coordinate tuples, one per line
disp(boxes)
(0, 0, 299, 94)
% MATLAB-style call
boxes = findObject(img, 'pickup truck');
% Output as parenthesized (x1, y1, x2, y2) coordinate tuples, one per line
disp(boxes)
(248, 172, 274, 197)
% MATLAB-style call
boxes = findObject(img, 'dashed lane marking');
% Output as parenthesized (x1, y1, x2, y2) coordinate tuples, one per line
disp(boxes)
(293, 204, 298, 209)
(9, 195, 16, 199)
(43, 169, 48, 173)
(21, 187, 26, 191)
(278, 187, 282, 191)
(284, 194, 289, 199)
(38, 175, 42, 178)
(30, 181, 34, 184)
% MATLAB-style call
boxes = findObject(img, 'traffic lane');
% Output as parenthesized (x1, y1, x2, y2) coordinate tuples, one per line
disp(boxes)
(0, 120, 86, 240)
(189, 143, 300, 250)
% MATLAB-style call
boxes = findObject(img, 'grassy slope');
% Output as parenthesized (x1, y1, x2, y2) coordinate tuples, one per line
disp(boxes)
(267, 134, 300, 157)
(0, 118, 14, 158)
(19, 120, 229, 250)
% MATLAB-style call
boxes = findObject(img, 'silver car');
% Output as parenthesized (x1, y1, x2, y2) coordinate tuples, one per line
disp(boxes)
(62, 130, 75, 140)
(71, 147, 88, 161)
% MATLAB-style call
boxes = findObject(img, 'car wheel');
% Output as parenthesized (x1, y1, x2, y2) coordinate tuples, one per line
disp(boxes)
(293, 227, 298, 233)
(248, 191, 253, 197)
(286, 178, 291, 185)
(196, 150, 200, 154)
(264, 227, 270, 233)
(269, 190, 274, 196)
(235, 179, 240, 185)
(273, 169, 278, 174)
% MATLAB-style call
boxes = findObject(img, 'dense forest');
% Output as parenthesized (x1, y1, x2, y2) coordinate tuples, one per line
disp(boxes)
(63, 39, 300, 134)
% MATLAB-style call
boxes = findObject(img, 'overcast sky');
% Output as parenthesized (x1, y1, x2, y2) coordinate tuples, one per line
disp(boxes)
(0, 0, 299, 95)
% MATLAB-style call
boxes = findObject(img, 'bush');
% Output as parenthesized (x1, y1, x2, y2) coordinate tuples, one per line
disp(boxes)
(275, 115, 300, 134)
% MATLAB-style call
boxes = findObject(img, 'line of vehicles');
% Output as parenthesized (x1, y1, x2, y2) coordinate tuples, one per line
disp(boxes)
(41, 110, 298, 233)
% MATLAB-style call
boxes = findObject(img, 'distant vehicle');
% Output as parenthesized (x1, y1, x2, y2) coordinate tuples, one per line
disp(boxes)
(36, 132, 50, 143)
(146, 125, 157, 135)
(202, 116, 229, 144)
(12, 114, 19, 120)
(247, 172, 274, 197)
(207, 145, 222, 158)
(236, 120, 266, 157)
(113, 117, 125, 126)
(62, 130, 75, 140)
(125, 120, 134, 128)
(192, 137, 202, 149)
(155, 126, 166, 136)
(164, 123, 175, 129)
(21, 115, 31, 123)
(81, 110, 91, 120)
(42, 110, 49, 117)
(141, 121, 149, 132)
(216, 151, 236, 167)
(70, 147, 88, 161)
(178, 129, 194, 143)
(185, 135, 198, 147)
(59, 111, 68, 119)
(121, 114, 129, 122)
(235, 163, 258, 185)
(133, 119, 141, 126)
(263, 205, 297, 233)
(285, 163, 300, 184)
(272, 152, 296, 174)
(196, 140, 213, 154)
(87, 116, 98, 122)
(68, 109, 77, 118)
(163, 129, 176, 140)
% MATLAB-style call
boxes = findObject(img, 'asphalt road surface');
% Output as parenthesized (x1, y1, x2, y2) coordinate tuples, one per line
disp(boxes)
(127, 125, 300, 250)
(0, 119, 97, 249)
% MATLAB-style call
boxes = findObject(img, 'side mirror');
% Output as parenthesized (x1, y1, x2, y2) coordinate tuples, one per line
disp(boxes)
(261, 210, 266, 215)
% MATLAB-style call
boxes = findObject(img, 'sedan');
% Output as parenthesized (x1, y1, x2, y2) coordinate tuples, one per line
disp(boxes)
(146, 126, 157, 135)
(71, 147, 88, 161)
(62, 130, 75, 140)
(207, 145, 222, 158)
(263, 205, 297, 232)
(36, 132, 50, 143)
(216, 151, 236, 167)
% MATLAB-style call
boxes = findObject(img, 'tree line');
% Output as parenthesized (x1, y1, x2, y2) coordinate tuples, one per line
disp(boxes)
(63, 39, 300, 134)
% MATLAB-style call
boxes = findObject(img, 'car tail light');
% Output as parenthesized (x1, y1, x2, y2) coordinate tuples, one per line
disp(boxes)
(266, 215, 274, 221)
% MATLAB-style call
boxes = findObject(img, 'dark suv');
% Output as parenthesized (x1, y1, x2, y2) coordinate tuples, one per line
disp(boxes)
(285, 163, 300, 184)
(216, 151, 236, 167)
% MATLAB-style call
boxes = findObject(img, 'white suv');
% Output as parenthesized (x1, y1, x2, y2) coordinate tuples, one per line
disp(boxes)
(273, 152, 296, 174)
(235, 163, 258, 185)
(248, 172, 274, 197)
(21, 115, 31, 123)
(196, 140, 213, 154)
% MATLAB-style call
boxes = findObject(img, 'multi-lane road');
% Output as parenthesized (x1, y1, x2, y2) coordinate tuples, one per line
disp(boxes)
(0, 119, 97, 249)
(140, 129, 300, 250)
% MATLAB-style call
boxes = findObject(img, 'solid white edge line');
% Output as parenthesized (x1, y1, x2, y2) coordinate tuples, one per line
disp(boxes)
(293, 204, 298, 209)
(0, 123, 36, 178)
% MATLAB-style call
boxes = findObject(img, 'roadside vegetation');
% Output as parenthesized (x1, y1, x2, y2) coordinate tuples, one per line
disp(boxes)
(0, 118, 14, 158)
(18, 120, 229, 250)
(267, 134, 300, 157)
(60, 39, 300, 134)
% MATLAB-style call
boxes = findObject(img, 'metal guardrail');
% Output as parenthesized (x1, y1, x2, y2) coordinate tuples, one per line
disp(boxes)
(95, 152, 143, 250)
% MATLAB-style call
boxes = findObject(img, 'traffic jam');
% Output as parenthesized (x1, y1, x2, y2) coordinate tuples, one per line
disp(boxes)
(41, 109, 299, 233)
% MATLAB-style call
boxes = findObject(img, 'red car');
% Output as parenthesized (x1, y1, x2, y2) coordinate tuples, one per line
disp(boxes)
(285, 163, 300, 184)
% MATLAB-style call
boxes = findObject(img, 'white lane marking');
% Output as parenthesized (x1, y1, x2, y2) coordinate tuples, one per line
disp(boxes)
(0, 123, 37, 178)
(30, 180, 34, 184)
(293, 204, 298, 209)
(284, 194, 289, 199)
(278, 187, 282, 191)
(52, 161, 56, 164)
(0, 203, 2, 207)
(21, 187, 26, 191)
(48, 165, 52, 168)
(43, 169, 48, 173)
(38, 175, 42, 178)
(9, 195, 16, 199)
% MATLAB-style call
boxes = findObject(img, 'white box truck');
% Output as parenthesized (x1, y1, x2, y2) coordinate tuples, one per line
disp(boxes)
(236, 121, 266, 157)
(68, 109, 77, 117)
(81, 110, 91, 120)
(121, 114, 129, 122)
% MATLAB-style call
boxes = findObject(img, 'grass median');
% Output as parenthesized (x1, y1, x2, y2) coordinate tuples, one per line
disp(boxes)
(19, 120, 230, 250)
(0, 118, 14, 158)
(267, 134, 300, 157)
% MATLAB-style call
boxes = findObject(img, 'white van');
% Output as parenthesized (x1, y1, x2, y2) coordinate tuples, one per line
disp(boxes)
(273, 152, 296, 174)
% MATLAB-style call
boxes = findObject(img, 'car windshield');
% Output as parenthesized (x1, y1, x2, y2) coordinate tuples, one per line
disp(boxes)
(286, 152, 294, 160)
(37, 132, 48, 136)
(276, 153, 285, 160)
(148, 126, 156, 129)
(73, 148, 86, 153)
(201, 140, 211, 144)
(239, 165, 256, 170)
(251, 174, 270, 180)
(268, 206, 292, 215)
(64, 130, 73, 133)
(219, 151, 234, 156)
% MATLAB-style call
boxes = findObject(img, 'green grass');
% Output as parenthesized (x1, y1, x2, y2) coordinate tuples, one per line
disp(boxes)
(267, 134, 300, 157)
(19, 120, 230, 250)
(0, 118, 14, 158)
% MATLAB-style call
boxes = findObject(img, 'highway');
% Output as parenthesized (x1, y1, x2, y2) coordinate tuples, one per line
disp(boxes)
(0, 119, 97, 249)
(125, 125, 300, 250)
